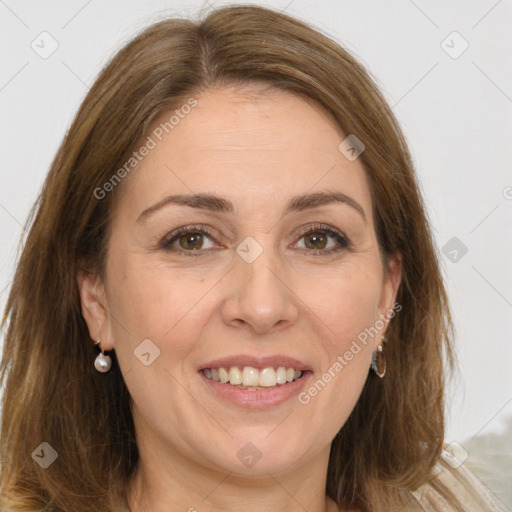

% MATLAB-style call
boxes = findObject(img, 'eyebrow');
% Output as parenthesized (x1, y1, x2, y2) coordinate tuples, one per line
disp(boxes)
(137, 190, 367, 223)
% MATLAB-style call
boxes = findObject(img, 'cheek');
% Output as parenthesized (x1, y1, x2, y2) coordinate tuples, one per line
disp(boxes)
(297, 280, 379, 444)
(299, 260, 382, 403)
(104, 250, 216, 351)
(303, 261, 383, 345)
(297, 271, 379, 427)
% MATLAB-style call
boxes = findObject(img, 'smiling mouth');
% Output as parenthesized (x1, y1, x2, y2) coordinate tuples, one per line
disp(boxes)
(202, 365, 304, 390)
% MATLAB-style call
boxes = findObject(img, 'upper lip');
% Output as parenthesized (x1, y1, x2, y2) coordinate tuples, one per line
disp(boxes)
(199, 355, 312, 372)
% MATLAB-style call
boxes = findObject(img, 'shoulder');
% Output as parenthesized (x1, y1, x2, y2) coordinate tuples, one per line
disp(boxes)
(409, 446, 504, 511)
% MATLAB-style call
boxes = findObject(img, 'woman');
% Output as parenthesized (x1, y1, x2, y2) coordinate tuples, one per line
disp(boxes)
(0, 5, 503, 512)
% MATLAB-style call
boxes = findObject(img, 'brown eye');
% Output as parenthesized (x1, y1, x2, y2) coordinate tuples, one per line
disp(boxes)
(160, 223, 349, 257)
(295, 224, 350, 255)
(304, 232, 328, 250)
(178, 232, 205, 250)
(160, 225, 217, 255)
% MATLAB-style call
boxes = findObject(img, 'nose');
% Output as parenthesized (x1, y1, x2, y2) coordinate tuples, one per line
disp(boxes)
(220, 245, 299, 335)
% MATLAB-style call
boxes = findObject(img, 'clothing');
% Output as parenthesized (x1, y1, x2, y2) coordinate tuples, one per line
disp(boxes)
(409, 448, 505, 511)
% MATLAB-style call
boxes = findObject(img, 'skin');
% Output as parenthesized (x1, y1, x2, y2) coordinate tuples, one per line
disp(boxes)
(78, 85, 402, 512)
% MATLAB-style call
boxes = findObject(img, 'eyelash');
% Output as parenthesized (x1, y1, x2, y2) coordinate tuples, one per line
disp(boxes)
(159, 223, 350, 257)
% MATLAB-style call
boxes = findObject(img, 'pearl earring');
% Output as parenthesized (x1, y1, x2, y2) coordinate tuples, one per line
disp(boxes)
(94, 340, 112, 373)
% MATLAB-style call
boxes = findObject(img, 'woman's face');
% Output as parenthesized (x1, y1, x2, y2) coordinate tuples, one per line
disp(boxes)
(79, 85, 401, 477)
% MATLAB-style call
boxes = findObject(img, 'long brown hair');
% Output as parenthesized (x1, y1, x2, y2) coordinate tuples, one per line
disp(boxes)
(0, 5, 458, 511)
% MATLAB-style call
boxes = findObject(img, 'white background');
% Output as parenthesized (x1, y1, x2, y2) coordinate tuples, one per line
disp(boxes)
(1, 0, 511, 507)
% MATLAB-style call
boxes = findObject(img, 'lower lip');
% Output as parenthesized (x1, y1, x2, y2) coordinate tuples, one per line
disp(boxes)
(199, 371, 312, 409)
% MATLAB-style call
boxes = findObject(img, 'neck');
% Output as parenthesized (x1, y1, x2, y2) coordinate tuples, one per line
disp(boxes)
(125, 446, 340, 512)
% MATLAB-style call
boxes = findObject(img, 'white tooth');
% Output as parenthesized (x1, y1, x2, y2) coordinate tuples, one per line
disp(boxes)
(242, 366, 259, 386)
(294, 370, 302, 380)
(258, 367, 277, 387)
(286, 368, 295, 382)
(276, 366, 287, 384)
(204, 368, 212, 379)
(229, 366, 242, 385)
(218, 367, 229, 383)
(211, 368, 220, 382)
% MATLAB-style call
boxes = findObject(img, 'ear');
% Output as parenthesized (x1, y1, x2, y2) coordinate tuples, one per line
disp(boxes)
(77, 270, 115, 351)
(377, 251, 403, 337)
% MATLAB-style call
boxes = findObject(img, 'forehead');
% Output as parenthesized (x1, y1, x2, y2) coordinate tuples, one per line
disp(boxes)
(115, 86, 373, 220)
